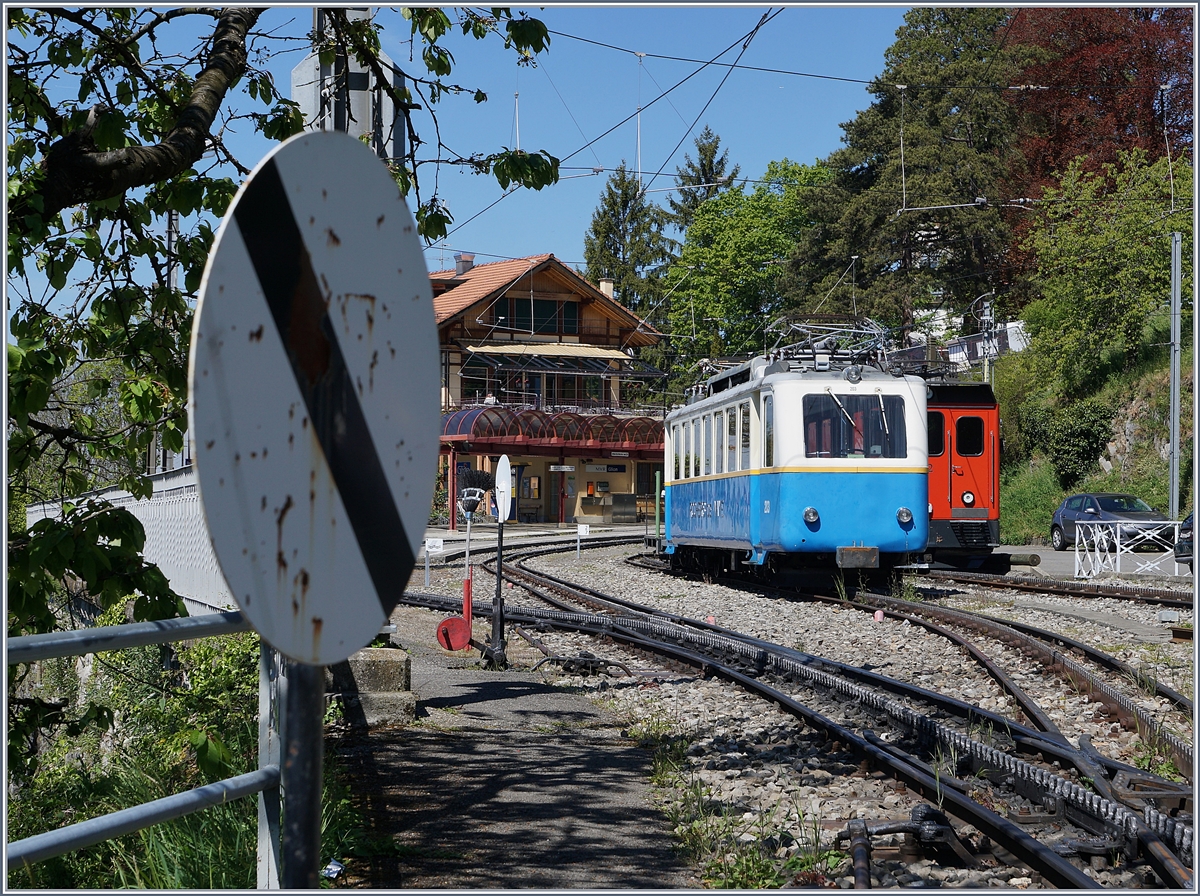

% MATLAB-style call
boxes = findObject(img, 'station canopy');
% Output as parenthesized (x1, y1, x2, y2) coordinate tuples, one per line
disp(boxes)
(461, 342, 665, 378)
(441, 407, 664, 460)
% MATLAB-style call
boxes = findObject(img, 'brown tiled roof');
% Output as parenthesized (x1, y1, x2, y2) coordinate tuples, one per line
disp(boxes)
(428, 254, 661, 343)
(430, 254, 553, 324)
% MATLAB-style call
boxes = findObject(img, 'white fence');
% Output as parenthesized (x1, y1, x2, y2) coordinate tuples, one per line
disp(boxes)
(1073, 520, 1183, 579)
(26, 466, 235, 613)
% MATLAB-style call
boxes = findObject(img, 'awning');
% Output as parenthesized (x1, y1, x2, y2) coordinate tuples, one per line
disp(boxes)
(459, 342, 665, 379)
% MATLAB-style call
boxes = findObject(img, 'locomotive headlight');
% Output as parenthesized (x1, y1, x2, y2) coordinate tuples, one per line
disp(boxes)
(928, 503, 934, 516)
(844, 365, 862, 384)
(962, 491, 976, 506)
(896, 507, 914, 524)
(803, 506, 820, 524)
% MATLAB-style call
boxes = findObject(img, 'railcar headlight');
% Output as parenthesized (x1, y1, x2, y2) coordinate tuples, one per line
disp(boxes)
(844, 365, 862, 384)
(896, 507, 914, 524)
(803, 506, 820, 524)
(962, 491, 976, 506)
(928, 503, 934, 516)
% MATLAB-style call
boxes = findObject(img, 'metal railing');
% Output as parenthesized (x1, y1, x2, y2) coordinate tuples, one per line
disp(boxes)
(1073, 520, 1183, 579)
(6, 612, 283, 888)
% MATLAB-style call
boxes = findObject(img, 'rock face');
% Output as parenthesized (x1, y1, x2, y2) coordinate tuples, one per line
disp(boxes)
(326, 647, 416, 728)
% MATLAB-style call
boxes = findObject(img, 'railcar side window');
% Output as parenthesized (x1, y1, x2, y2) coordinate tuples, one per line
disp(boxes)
(740, 403, 751, 470)
(955, 416, 984, 457)
(714, 412, 724, 474)
(803, 393, 908, 458)
(692, 419, 701, 477)
(727, 410, 738, 472)
(928, 412, 945, 457)
(683, 423, 691, 478)
(764, 395, 774, 467)
(703, 415, 712, 475)
(673, 425, 681, 479)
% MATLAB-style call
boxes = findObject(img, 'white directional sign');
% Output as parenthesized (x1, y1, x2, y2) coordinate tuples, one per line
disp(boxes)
(189, 131, 439, 665)
(494, 455, 512, 522)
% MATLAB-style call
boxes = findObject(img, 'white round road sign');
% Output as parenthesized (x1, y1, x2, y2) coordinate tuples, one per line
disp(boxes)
(189, 131, 439, 665)
(494, 455, 512, 522)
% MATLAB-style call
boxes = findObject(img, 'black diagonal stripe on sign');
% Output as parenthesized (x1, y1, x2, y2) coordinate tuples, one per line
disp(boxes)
(233, 157, 413, 615)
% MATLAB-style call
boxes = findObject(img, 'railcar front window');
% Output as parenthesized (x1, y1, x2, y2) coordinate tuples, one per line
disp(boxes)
(803, 394, 908, 458)
(955, 416, 984, 457)
(740, 403, 751, 470)
(673, 425, 681, 479)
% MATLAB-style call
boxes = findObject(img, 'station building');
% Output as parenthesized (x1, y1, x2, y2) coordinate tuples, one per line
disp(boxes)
(431, 253, 667, 527)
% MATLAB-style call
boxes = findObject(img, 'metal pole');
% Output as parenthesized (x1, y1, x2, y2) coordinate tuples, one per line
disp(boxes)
(281, 660, 323, 889)
(491, 519, 507, 665)
(1169, 232, 1181, 521)
(258, 644, 281, 889)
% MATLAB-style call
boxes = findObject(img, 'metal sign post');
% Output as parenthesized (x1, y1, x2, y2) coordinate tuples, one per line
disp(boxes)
(577, 523, 590, 559)
(491, 456, 512, 667)
(190, 131, 438, 888)
(424, 538, 443, 588)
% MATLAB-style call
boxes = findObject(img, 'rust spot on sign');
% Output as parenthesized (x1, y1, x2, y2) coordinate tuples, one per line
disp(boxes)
(312, 617, 324, 656)
(287, 248, 332, 389)
(376, 214, 385, 228)
(249, 325, 263, 341)
(326, 228, 341, 247)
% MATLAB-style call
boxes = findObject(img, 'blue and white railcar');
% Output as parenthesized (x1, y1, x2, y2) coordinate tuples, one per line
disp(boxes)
(664, 355, 929, 572)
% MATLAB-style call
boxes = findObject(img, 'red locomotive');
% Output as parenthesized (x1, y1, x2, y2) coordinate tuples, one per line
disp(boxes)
(925, 382, 1002, 569)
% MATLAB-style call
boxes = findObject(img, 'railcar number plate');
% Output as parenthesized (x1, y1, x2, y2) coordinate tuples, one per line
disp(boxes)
(836, 546, 880, 569)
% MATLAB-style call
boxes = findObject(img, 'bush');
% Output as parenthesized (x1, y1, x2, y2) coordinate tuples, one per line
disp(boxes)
(1046, 398, 1113, 487)
(999, 461, 1064, 544)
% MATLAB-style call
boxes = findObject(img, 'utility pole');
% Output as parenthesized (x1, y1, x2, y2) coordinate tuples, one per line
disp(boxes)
(1169, 232, 1181, 520)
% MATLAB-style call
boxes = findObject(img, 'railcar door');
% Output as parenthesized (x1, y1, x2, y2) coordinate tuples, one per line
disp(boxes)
(927, 409, 951, 518)
(948, 412, 992, 517)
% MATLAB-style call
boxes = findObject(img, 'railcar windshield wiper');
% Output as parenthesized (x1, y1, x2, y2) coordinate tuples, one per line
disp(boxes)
(825, 389, 860, 434)
(877, 391, 890, 435)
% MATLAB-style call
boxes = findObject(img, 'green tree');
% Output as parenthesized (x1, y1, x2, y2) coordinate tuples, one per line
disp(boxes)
(1020, 150, 1193, 397)
(781, 8, 1020, 335)
(667, 125, 741, 232)
(666, 160, 831, 385)
(583, 162, 677, 316)
(7, 5, 557, 777)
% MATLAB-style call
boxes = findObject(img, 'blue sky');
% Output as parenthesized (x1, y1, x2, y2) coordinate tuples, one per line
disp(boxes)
(250, 6, 911, 274)
(7, 5, 911, 318)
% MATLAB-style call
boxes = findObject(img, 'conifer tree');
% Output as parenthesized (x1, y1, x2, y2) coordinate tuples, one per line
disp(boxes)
(582, 162, 677, 315)
(667, 125, 741, 231)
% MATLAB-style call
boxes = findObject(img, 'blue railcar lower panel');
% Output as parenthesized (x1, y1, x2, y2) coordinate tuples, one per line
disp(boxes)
(667, 470, 928, 556)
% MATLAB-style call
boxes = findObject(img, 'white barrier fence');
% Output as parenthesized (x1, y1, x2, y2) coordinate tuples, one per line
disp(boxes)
(1073, 520, 1183, 579)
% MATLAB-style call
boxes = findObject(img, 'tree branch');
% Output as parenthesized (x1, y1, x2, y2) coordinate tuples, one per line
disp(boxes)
(21, 7, 263, 222)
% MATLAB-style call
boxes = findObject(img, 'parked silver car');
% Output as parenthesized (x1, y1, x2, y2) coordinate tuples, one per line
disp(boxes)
(1050, 493, 1169, 551)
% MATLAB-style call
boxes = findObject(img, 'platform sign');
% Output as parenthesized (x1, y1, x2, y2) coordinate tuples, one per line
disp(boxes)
(189, 131, 439, 666)
(495, 455, 512, 521)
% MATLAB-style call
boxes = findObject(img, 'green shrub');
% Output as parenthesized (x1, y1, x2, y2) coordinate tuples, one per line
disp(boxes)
(999, 461, 1064, 544)
(1046, 398, 1113, 487)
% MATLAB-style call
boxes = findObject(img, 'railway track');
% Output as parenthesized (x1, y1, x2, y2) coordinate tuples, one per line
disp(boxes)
(398, 537, 1194, 888)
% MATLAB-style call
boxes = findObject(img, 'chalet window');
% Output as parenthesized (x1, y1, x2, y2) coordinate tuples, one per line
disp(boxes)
(495, 298, 579, 335)
(533, 299, 558, 333)
(562, 302, 579, 334)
